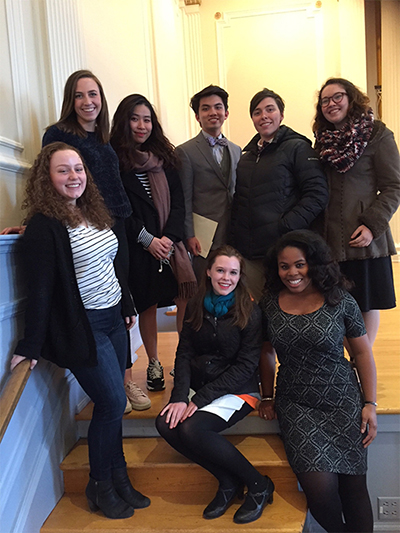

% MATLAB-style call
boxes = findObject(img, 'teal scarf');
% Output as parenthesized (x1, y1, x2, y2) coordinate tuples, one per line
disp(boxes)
(204, 290, 235, 318)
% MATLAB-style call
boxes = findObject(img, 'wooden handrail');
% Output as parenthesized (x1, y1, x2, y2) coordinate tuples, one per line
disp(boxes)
(0, 359, 31, 443)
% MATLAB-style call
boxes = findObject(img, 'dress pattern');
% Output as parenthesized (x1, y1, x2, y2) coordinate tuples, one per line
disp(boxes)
(260, 291, 368, 475)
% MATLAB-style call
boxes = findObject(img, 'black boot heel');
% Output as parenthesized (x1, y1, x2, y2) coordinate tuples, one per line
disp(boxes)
(85, 477, 134, 519)
(233, 476, 275, 524)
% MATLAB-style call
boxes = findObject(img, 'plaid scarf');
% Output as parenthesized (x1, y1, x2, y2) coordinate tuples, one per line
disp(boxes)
(315, 109, 374, 173)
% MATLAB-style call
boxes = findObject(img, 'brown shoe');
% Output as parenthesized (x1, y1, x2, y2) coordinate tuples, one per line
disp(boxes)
(125, 381, 151, 411)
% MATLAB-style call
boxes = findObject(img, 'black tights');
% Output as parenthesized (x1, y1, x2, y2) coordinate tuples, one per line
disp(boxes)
(296, 471, 373, 533)
(156, 404, 266, 491)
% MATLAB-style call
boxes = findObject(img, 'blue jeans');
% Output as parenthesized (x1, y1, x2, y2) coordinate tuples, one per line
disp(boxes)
(71, 302, 127, 480)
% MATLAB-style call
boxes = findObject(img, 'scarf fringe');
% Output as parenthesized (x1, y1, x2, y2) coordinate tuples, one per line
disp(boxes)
(177, 281, 198, 300)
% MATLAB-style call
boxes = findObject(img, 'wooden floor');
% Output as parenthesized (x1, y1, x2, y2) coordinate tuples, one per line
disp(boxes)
(77, 262, 400, 420)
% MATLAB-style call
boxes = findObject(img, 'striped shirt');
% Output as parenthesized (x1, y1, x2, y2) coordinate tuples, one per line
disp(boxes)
(136, 170, 155, 248)
(67, 225, 121, 309)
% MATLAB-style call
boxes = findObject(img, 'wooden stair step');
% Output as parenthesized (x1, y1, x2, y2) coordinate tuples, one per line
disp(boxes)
(41, 489, 306, 533)
(62, 435, 298, 494)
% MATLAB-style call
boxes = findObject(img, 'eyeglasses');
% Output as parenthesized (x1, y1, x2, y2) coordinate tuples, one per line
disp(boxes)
(320, 92, 347, 108)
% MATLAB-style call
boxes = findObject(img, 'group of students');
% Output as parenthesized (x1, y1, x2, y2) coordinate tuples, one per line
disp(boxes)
(6, 70, 400, 531)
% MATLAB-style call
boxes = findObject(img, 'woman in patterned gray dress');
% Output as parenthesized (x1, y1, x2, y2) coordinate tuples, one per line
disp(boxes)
(258, 230, 377, 533)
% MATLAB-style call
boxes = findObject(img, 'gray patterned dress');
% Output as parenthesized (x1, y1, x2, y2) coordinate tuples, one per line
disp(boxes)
(260, 291, 367, 475)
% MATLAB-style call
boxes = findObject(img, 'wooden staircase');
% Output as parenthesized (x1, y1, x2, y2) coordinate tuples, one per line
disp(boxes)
(41, 332, 307, 533)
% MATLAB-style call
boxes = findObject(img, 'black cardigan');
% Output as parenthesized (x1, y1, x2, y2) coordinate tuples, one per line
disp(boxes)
(122, 166, 185, 313)
(14, 214, 134, 368)
(170, 301, 262, 409)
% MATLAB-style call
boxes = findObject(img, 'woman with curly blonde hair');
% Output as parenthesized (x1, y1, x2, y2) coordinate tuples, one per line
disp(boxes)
(11, 142, 150, 520)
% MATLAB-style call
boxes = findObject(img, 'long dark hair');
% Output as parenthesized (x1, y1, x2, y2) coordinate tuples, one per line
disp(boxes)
(22, 142, 113, 229)
(47, 70, 110, 143)
(110, 94, 179, 171)
(264, 230, 352, 306)
(186, 245, 254, 331)
(313, 77, 370, 132)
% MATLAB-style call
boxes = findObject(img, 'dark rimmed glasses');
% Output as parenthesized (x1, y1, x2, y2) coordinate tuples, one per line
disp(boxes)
(320, 92, 347, 108)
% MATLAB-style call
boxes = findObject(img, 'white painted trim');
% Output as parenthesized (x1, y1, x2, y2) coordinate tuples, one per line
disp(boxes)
(0, 153, 31, 174)
(0, 136, 24, 153)
(215, 2, 323, 140)
(179, 1, 204, 138)
(5, 0, 35, 155)
(44, 0, 85, 117)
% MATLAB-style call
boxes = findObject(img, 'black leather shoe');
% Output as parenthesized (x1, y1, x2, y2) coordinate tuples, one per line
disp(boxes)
(233, 476, 274, 524)
(85, 476, 134, 519)
(203, 484, 243, 520)
(112, 467, 151, 509)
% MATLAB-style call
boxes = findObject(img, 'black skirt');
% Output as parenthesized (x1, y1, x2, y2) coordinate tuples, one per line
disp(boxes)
(339, 256, 396, 312)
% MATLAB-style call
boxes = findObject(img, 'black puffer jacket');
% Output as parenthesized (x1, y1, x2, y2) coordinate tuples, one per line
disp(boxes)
(170, 301, 262, 409)
(231, 126, 328, 260)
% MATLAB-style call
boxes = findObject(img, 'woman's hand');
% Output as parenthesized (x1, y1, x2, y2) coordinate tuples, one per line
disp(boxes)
(0, 225, 26, 235)
(160, 402, 188, 429)
(361, 404, 377, 447)
(258, 399, 277, 421)
(349, 225, 373, 248)
(10, 355, 37, 371)
(180, 401, 198, 422)
(147, 237, 171, 260)
(125, 316, 136, 330)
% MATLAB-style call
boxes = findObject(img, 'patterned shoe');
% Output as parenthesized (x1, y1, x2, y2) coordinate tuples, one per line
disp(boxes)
(146, 359, 165, 391)
(125, 381, 151, 411)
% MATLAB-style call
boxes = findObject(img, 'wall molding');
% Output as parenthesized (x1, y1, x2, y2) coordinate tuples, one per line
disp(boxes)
(44, 0, 85, 117)
(179, 0, 204, 138)
(5, 0, 35, 160)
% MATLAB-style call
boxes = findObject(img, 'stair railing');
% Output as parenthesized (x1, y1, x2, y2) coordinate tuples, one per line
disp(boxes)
(0, 359, 31, 442)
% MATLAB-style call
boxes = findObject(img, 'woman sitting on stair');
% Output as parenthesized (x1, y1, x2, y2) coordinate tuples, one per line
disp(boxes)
(156, 245, 274, 524)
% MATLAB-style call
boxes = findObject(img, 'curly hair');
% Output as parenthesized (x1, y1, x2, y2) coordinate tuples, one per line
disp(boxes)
(46, 70, 110, 143)
(22, 142, 113, 229)
(189, 85, 229, 115)
(263, 230, 352, 306)
(186, 245, 254, 331)
(110, 94, 179, 171)
(312, 78, 370, 133)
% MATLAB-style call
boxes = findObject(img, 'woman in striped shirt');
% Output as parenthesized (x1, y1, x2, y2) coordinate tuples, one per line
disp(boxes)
(10, 142, 150, 519)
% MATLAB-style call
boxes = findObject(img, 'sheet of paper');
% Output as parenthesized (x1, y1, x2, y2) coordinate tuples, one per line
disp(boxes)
(193, 213, 218, 258)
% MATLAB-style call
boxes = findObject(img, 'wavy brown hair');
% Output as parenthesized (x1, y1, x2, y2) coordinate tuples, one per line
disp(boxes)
(46, 70, 110, 143)
(110, 94, 179, 171)
(186, 245, 254, 331)
(22, 142, 113, 229)
(313, 77, 370, 132)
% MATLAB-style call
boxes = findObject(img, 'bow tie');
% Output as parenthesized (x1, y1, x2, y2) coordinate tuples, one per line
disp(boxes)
(207, 136, 228, 147)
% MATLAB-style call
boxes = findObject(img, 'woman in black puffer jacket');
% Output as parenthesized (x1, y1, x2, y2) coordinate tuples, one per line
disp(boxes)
(156, 245, 274, 525)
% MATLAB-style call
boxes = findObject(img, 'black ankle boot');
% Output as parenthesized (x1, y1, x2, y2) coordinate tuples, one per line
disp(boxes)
(203, 484, 243, 520)
(112, 467, 151, 509)
(233, 476, 274, 524)
(85, 476, 134, 519)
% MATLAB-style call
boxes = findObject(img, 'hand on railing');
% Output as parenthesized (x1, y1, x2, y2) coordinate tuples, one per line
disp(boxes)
(10, 355, 37, 371)
(0, 226, 26, 235)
